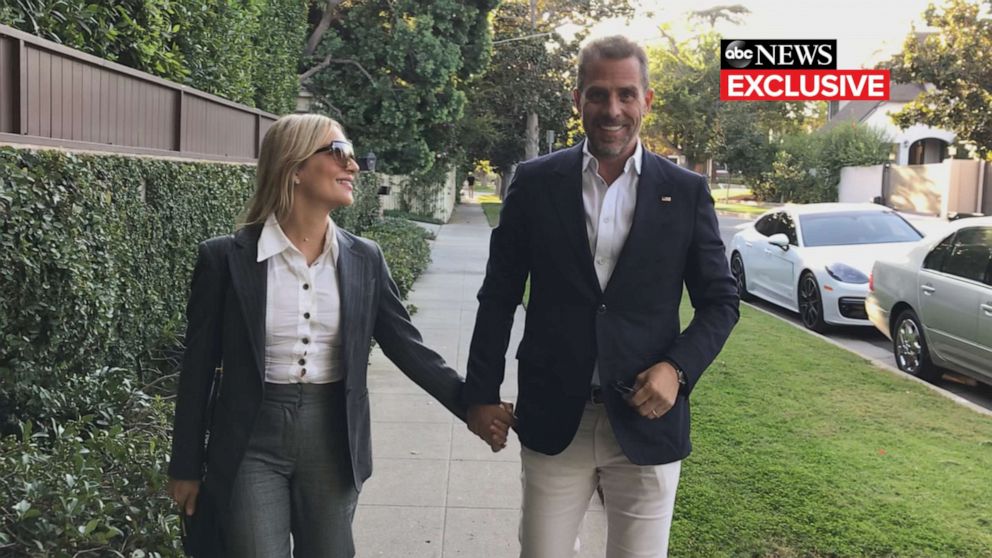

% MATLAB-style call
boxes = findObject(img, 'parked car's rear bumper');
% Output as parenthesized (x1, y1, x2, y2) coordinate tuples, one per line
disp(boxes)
(865, 293, 891, 339)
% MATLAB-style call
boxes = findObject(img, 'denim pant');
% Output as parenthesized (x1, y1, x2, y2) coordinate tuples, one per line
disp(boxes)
(222, 382, 358, 558)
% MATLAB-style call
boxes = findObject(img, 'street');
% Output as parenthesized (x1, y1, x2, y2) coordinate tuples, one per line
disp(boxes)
(717, 213, 992, 412)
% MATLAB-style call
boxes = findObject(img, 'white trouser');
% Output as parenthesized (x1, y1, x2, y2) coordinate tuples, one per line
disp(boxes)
(519, 403, 682, 558)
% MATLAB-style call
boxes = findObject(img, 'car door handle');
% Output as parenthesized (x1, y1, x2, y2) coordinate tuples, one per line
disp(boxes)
(921, 285, 936, 295)
(981, 303, 992, 316)
(745, 241, 753, 248)
(763, 248, 772, 255)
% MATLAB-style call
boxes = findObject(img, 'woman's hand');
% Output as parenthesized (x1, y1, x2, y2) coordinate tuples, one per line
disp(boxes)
(167, 478, 201, 516)
(467, 402, 515, 452)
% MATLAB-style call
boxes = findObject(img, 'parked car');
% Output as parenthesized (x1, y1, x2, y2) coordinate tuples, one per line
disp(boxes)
(866, 217, 992, 383)
(729, 203, 924, 332)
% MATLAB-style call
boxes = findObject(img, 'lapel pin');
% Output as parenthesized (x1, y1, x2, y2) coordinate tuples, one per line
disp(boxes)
(660, 196, 672, 203)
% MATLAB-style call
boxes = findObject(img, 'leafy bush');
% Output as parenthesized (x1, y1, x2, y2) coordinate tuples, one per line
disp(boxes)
(363, 218, 433, 299)
(0, 368, 179, 557)
(755, 124, 891, 203)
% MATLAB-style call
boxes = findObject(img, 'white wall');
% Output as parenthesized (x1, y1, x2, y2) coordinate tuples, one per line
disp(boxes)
(838, 164, 885, 203)
(378, 168, 458, 223)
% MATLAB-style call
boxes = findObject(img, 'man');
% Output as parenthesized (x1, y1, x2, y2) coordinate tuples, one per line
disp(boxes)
(464, 36, 739, 557)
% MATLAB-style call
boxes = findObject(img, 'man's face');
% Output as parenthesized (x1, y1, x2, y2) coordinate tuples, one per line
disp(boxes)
(573, 56, 653, 161)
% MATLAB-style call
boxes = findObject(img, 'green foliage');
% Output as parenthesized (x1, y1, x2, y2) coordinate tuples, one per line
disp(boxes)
(886, 0, 992, 158)
(363, 218, 433, 299)
(754, 124, 892, 203)
(0, 147, 254, 428)
(306, 0, 496, 174)
(253, 0, 310, 114)
(0, 0, 307, 114)
(330, 172, 383, 236)
(396, 164, 452, 218)
(644, 30, 723, 168)
(0, 369, 179, 557)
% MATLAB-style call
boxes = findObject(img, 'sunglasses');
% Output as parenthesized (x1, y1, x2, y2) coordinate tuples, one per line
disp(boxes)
(312, 139, 356, 165)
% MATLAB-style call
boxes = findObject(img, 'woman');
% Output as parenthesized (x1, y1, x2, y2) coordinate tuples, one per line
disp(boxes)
(167, 114, 512, 557)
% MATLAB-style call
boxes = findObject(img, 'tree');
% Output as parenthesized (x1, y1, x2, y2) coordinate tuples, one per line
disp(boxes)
(886, 0, 992, 158)
(301, 0, 498, 174)
(643, 30, 722, 170)
(457, 0, 635, 191)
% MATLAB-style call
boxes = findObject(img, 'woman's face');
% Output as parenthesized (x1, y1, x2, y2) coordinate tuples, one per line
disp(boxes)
(295, 126, 360, 211)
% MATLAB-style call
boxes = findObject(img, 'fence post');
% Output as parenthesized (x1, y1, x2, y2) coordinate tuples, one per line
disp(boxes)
(17, 39, 26, 135)
(176, 90, 186, 154)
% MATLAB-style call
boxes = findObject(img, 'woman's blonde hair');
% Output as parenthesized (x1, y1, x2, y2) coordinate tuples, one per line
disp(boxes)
(240, 113, 343, 227)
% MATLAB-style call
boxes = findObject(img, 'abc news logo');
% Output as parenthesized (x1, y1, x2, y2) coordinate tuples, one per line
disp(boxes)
(721, 40, 836, 70)
(719, 38, 887, 101)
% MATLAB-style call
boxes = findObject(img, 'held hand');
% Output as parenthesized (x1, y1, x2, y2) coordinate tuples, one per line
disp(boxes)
(167, 478, 201, 516)
(628, 362, 680, 420)
(467, 402, 516, 452)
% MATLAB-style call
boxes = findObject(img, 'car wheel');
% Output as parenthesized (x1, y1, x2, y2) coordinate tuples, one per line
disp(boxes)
(730, 252, 754, 302)
(892, 309, 940, 381)
(798, 271, 828, 333)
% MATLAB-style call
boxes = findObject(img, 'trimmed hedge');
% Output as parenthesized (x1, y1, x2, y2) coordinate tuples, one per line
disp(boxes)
(364, 217, 433, 299)
(0, 147, 433, 555)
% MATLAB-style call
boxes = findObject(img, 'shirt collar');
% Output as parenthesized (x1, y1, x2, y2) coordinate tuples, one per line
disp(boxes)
(257, 213, 338, 264)
(582, 139, 643, 177)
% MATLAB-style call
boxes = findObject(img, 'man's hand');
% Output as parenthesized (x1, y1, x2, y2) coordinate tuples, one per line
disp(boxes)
(167, 478, 201, 516)
(467, 402, 515, 452)
(628, 362, 681, 420)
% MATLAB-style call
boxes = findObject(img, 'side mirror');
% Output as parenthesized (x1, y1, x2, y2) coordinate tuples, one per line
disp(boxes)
(768, 233, 790, 251)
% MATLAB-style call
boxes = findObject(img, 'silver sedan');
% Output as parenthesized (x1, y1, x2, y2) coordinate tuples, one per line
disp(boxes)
(866, 217, 992, 384)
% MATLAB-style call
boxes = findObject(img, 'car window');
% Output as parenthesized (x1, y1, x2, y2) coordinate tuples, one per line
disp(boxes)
(754, 214, 777, 236)
(941, 227, 992, 283)
(923, 233, 955, 272)
(779, 213, 799, 246)
(799, 211, 923, 247)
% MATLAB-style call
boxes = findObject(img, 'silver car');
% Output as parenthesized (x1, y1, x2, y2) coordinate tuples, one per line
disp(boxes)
(866, 217, 992, 383)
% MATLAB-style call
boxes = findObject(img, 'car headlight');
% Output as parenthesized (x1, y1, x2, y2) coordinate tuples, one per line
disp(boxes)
(825, 263, 869, 284)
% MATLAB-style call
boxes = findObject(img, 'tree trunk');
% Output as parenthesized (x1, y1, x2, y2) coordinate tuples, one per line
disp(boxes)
(525, 111, 540, 160)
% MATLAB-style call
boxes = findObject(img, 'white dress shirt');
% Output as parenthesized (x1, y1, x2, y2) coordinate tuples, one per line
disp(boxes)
(582, 139, 642, 385)
(257, 213, 343, 384)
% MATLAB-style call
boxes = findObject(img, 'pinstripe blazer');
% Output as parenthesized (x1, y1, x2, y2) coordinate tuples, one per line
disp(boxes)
(168, 222, 466, 512)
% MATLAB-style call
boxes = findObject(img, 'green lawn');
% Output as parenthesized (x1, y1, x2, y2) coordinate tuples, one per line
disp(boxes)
(481, 199, 992, 556)
(674, 300, 992, 556)
(482, 202, 502, 227)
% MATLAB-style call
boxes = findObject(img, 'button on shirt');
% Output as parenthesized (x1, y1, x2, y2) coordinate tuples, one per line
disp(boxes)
(257, 213, 343, 384)
(582, 139, 642, 385)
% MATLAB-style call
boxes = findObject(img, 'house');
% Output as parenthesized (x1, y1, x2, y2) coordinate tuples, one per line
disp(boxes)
(822, 82, 956, 165)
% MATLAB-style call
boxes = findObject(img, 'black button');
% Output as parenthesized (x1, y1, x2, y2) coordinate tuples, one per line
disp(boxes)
(303, 312, 311, 319)
(298, 358, 306, 365)
(303, 283, 310, 290)
(302, 337, 310, 344)
(597, 304, 607, 314)
(301, 368, 307, 375)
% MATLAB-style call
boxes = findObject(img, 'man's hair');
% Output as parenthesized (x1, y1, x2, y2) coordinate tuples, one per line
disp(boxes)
(576, 35, 649, 93)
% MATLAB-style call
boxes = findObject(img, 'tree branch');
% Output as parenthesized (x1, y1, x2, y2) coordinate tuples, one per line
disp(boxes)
(300, 55, 376, 85)
(304, 0, 346, 58)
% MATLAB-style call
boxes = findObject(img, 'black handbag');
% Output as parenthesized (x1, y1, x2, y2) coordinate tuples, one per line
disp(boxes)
(180, 367, 226, 557)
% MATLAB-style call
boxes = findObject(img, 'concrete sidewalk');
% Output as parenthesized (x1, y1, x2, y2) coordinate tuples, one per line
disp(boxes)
(353, 203, 607, 557)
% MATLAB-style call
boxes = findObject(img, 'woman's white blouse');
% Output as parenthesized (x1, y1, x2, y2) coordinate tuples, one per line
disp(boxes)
(257, 213, 343, 384)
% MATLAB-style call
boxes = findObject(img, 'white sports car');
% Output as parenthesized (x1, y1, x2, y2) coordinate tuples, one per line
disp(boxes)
(729, 203, 924, 332)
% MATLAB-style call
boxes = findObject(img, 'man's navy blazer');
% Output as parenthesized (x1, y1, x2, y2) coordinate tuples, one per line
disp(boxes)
(464, 142, 740, 465)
